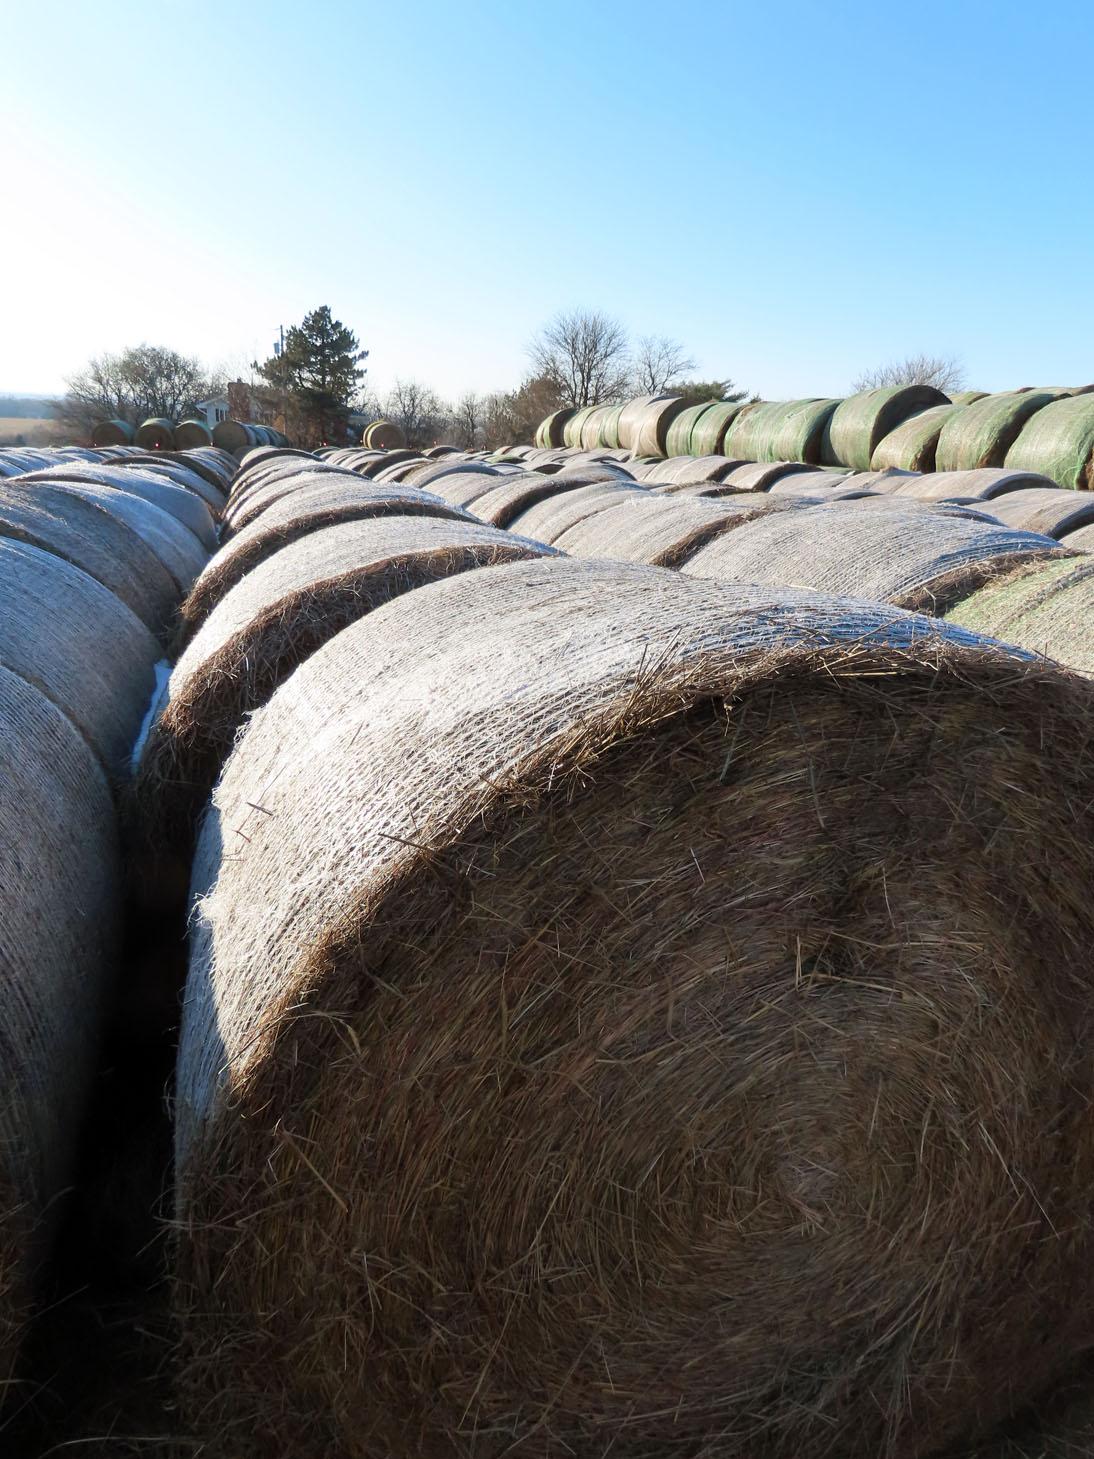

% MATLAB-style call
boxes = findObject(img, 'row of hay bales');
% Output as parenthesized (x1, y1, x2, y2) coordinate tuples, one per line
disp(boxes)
(116, 441, 1094, 1456)
(535, 384, 1094, 489)
(0, 442, 232, 1399)
(91, 417, 291, 455)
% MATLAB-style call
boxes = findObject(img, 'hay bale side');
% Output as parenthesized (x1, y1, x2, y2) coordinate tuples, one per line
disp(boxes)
(722, 400, 786, 460)
(506, 481, 647, 544)
(222, 468, 374, 535)
(688, 400, 752, 458)
(134, 418, 176, 450)
(948, 391, 989, 405)
(869, 405, 963, 471)
(0, 667, 120, 1391)
(17, 465, 216, 549)
(211, 420, 252, 456)
(887, 468, 1061, 502)
(363, 420, 406, 451)
(664, 403, 716, 458)
(462, 475, 594, 530)
(1002, 394, 1094, 490)
(632, 397, 687, 457)
(536, 409, 576, 448)
(654, 455, 747, 487)
(90, 420, 134, 447)
(551, 495, 786, 568)
(718, 460, 819, 492)
(175, 420, 213, 450)
(945, 557, 1094, 675)
(936, 392, 1062, 472)
(616, 393, 673, 451)
(562, 406, 599, 449)
(176, 555, 1094, 1459)
(680, 501, 1067, 614)
(977, 488, 1094, 538)
(823, 387, 949, 470)
(0, 539, 159, 777)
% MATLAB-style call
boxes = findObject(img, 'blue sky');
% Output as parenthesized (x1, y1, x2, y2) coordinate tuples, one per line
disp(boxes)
(4, 0, 1093, 403)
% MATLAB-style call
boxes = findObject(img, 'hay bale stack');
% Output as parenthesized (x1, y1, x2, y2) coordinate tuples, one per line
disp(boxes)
(722, 399, 785, 460)
(935, 391, 1062, 471)
(616, 393, 674, 451)
(124, 454, 229, 513)
(949, 391, 989, 405)
(0, 539, 158, 776)
(689, 399, 753, 457)
(870, 404, 960, 471)
(664, 402, 715, 457)
(222, 468, 371, 536)
(177, 481, 470, 639)
(823, 386, 949, 469)
(1002, 394, 1094, 489)
(371, 457, 429, 483)
(134, 517, 552, 886)
(90, 419, 134, 447)
(653, 456, 747, 487)
(175, 420, 213, 449)
(680, 501, 1067, 613)
(562, 406, 599, 448)
(0, 667, 120, 1392)
(352, 448, 420, 478)
(176, 554, 1094, 1459)
(17, 464, 216, 549)
(0, 483, 180, 637)
(506, 481, 647, 544)
(420, 469, 511, 512)
(135, 417, 176, 450)
(632, 396, 687, 457)
(534, 409, 576, 448)
(885, 468, 1060, 501)
(727, 399, 840, 464)
(946, 557, 1094, 675)
(978, 488, 1094, 538)
(766, 471, 851, 494)
(719, 460, 818, 492)
(551, 494, 790, 568)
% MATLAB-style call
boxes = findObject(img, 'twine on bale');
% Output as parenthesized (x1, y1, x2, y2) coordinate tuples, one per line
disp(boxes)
(506, 481, 648, 544)
(16, 464, 216, 549)
(1003, 393, 1094, 490)
(718, 460, 818, 492)
(222, 467, 371, 535)
(552, 493, 801, 567)
(935, 392, 1062, 472)
(881, 469, 1060, 502)
(679, 501, 1068, 614)
(823, 387, 950, 470)
(175, 555, 1094, 1459)
(463, 474, 609, 530)
(945, 557, 1094, 676)
(976, 487, 1094, 538)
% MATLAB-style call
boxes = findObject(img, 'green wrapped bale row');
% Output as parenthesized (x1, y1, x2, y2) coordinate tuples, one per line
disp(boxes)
(946, 557, 1094, 677)
(870, 405, 961, 472)
(1004, 394, 1094, 490)
(936, 392, 1065, 472)
(665, 402, 717, 458)
(823, 386, 949, 470)
(688, 400, 752, 457)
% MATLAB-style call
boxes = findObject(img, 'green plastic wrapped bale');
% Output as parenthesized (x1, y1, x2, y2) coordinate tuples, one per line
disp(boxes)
(135, 417, 176, 450)
(1003, 394, 1094, 490)
(754, 398, 842, 464)
(563, 407, 600, 449)
(823, 387, 950, 470)
(666, 403, 717, 458)
(597, 404, 625, 450)
(90, 419, 135, 447)
(945, 557, 1094, 676)
(870, 405, 960, 472)
(580, 406, 615, 451)
(948, 392, 988, 406)
(722, 402, 787, 461)
(936, 392, 1065, 472)
(689, 400, 752, 458)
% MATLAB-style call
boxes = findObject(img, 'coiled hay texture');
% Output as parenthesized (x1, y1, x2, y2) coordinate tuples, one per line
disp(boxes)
(0, 484, 179, 638)
(222, 466, 361, 534)
(552, 494, 793, 567)
(579, 405, 614, 450)
(727, 399, 840, 464)
(766, 471, 850, 494)
(1003, 393, 1094, 490)
(822, 387, 950, 470)
(134, 517, 552, 889)
(0, 540, 159, 776)
(176, 481, 470, 641)
(0, 667, 120, 1392)
(680, 502, 1067, 613)
(978, 488, 1094, 538)
(506, 481, 648, 545)
(884, 468, 1059, 502)
(952, 1356, 1094, 1458)
(870, 405, 960, 471)
(935, 392, 1061, 472)
(17, 465, 216, 549)
(176, 555, 1094, 1459)
(945, 557, 1094, 676)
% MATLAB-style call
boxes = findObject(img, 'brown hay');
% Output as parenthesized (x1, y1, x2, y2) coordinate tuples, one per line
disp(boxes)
(175, 556, 1094, 1459)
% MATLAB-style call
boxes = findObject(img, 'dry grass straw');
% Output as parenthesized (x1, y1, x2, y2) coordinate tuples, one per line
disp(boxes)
(222, 467, 366, 536)
(822, 387, 949, 470)
(680, 501, 1069, 615)
(1003, 393, 1094, 490)
(870, 405, 961, 471)
(552, 493, 799, 567)
(881, 469, 1060, 502)
(0, 666, 120, 1396)
(945, 556, 1094, 676)
(16, 464, 216, 549)
(506, 481, 648, 544)
(720, 460, 819, 492)
(176, 480, 471, 641)
(175, 555, 1094, 1459)
(464, 475, 607, 530)
(936, 392, 1063, 472)
(976, 488, 1094, 538)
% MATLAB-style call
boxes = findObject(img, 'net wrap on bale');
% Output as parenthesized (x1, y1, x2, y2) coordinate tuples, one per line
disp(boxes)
(823, 386, 949, 470)
(1003, 393, 1094, 490)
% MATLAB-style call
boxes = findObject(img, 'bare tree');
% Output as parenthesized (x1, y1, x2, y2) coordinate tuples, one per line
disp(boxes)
(631, 335, 696, 394)
(57, 344, 225, 438)
(853, 353, 967, 394)
(528, 309, 632, 408)
(454, 391, 483, 449)
(384, 379, 449, 448)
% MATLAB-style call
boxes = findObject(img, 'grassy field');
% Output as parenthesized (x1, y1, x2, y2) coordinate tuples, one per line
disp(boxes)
(0, 416, 67, 447)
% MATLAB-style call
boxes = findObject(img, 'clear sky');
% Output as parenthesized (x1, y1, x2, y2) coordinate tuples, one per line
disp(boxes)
(4, 0, 1093, 404)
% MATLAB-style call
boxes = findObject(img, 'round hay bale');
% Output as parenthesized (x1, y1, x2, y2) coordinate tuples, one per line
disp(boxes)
(664, 402, 716, 458)
(838, 468, 920, 491)
(596, 403, 624, 449)
(535, 409, 576, 448)
(553, 494, 805, 567)
(638, 456, 698, 485)
(555, 460, 635, 481)
(945, 557, 1094, 676)
(176, 554, 1094, 1459)
(562, 406, 599, 449)
(578, 406, 614, 451)
(134, 417, 176, 451)
(680, 501, 1067, 614)
(118, 456, 228, 515)
(869, 405, 959, 472)
(420, 469, 512, 511)
(654, 456, 747, 488)
(822, 387, 949, 470)
(616, 393, 674, 451)
(175, 420, 213, 450)
(371, 458, 429, 483)
(1002, 394, 1094, 490)
(460, 475, 594, 530)
(90, 419, 134, 447)
(0, 484, 180, 638)
(887, 468, 1060, 502)
(134, 517, 553, 886)
(686, 399, 753, 458)
(815, 496, 999, 523)
(223, 469, 372, 536)
(506, 481, 647, 544)
(363, 420, 406, 451)
(17, 464, 216, 549)
(977, 488, 1094, 538)
(177, 481, 470, 640)
(948, 391, 989, 405)
(0, 667, 120, 1391)
(351, 448, 421, 479)
(212, 420, 252, 456)
(400, 461, 499, 490)
(719, 460, 819, 492)
(766, 471, 851, 494)
(1060, 521, 1094, 550)
(721, 400, 787, 461)
(936, 392, 1062, 472)
(632, 396, 686, 457)
(0, 539, 158, 776)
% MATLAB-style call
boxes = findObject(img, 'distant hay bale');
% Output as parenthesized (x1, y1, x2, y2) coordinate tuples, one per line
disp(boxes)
(948, 391, 989, 405)
(0, 667, 120, 1392)
(638, 456, 698, 484)
(17, 464, 216, 549)
(718, 460, 818, 492)
(222, 469, 376, 536)
(553, 460, 635, 482)
(562, 406, 600, 448)
(822, 387, 949, 469)
(631, 397, 686, 457)
(175, 420, 213, 450)
(534, 409, 576, 448)
(352, 448, 420, 479)
(870, 404, 962, 471)
(135, 417, 176, 450)
(553, 493, 806, 567)
(506, 481, 647, 544)
(175, 555, 1094, 1459)
(680, 501, 1067, 614)
(1002, 394, 1094, 489)
(616, 393, 675, 451)
(212, 420, 253, 456)
(401, 461, 500, 491)
(363, 420, 406, 450)
(838, 468, 921, 491)
(372, 458, 429, 483)
(134, 517, 552, 886)
(0, 539, 158, 776)
(0, 483, 180, 637)
(725, 399, 839, 464)
(884, 468, 1060, 502)
(177, 481, 470, 640)
(687, 399, 752, 457)
(946, 557, 1094, 675)
(978, 488, 1094, 538)
(90, 419, 134, 447)
(935, 392, 1062, 471)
